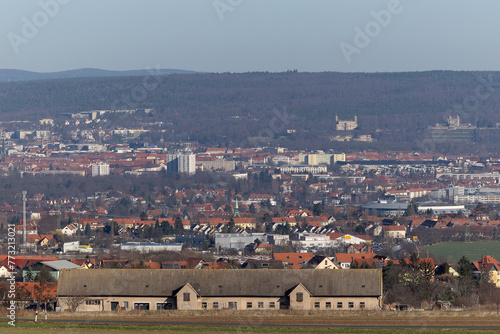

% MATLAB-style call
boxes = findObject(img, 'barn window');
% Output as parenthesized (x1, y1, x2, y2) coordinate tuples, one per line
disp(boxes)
(85, 300, 100, 305)
(134, 303, 149, 310)
(296, 293, 303, 302)
(183, 293, 190, 301)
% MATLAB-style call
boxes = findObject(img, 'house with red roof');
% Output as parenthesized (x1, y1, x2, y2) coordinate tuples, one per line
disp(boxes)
(272, 252, 314, 269)
(26, 234, 54, 247)
(346, 243, 374, 254)
(71, 258, 97, 269)
(472, 255, 500, 287)
(233, 218, 256, 229)
(272, 216, 298, 227)
(286, 209, 313, 218)
(335, 253, 381, 269)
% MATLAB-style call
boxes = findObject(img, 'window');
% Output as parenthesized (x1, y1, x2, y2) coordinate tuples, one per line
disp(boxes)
(314, 302, 320, 309)
(247, 302, 252, 309)
(296, 292, 303, 302)
(123, 301, 128, 309)
(85, 300, 101, 305)
(228, 302, 237, 309)
(134, 303, 150, 310)
(360, 302, 366, 309)
(348, 302, 354, 309)
(258, 302, 264, 309)
(213, 302, 218, 309)
(326, 302, 332, 309)
(183, 293, 190, 302)
(337, 302, 343, 309)
(157, 303, 168, 310)
(269, 302, 275, 308)
(202, 302, 207, 309)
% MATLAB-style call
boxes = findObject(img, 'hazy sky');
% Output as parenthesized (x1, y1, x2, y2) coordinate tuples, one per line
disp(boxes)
(0, 0, 499, 73)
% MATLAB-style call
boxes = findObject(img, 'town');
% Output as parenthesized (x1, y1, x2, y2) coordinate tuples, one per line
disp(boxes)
(0, 109, 499, 313)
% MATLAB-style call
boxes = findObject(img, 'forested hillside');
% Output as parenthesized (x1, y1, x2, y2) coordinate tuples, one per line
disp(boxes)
(1, 71, 500, 152)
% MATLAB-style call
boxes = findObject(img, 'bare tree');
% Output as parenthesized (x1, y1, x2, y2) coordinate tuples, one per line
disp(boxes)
(64, 296, 86, 312)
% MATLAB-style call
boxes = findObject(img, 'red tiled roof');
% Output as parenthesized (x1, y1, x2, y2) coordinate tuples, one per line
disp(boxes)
(272, 252, 314, 269)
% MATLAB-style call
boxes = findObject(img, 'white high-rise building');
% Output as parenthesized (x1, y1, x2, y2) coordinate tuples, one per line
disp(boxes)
(167, 151, 196, 175)
(91, 162, 110, 176)
(178, 152, 196, 174)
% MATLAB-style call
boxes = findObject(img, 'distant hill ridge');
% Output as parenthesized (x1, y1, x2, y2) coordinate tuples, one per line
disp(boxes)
(0, 70, 499, 152)
(0, 68, 199, 82)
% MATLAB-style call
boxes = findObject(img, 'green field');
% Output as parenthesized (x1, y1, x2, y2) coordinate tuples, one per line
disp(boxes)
(423, 241, 500, 264)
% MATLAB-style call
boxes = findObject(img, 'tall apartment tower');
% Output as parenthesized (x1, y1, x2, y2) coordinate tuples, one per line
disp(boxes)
(167, 151, 196, 175)
(91, 162, 110, 176)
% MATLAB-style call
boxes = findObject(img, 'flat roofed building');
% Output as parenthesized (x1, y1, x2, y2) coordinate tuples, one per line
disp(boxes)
(91, 162, 110, 177)
(57, 269, 382, 312)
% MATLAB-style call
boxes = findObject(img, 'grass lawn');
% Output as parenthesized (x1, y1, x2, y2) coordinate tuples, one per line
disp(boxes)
(0, 322, 498, 334)
(423, 241, 500, 263)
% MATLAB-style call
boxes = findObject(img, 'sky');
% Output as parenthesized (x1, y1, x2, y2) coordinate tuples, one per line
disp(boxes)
(0, 0, 499, 73)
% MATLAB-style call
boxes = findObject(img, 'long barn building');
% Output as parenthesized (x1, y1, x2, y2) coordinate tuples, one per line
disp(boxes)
(57, 269, 382, 312)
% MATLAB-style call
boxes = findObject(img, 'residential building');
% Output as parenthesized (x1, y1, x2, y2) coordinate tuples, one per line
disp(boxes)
(335, 253, 388, 269)
(292, 233, 333, 249)
(91, 162, 110, 176)
(167, 151, 196, 175)
(382, 226, 406, 239)
(472, 255, 500, 288)
(272, 252, 314, 269)
(303, 255, 338, 269)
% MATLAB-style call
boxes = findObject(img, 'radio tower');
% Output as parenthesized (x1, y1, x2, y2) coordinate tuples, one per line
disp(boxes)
(22, 191, 27, 246)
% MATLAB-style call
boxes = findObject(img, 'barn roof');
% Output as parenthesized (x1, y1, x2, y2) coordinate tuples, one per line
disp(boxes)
(57, 269, 381, 298)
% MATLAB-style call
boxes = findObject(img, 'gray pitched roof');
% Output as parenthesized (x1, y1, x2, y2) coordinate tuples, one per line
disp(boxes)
(42, 260, 82, 270)
(57, 269, 381, 298)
